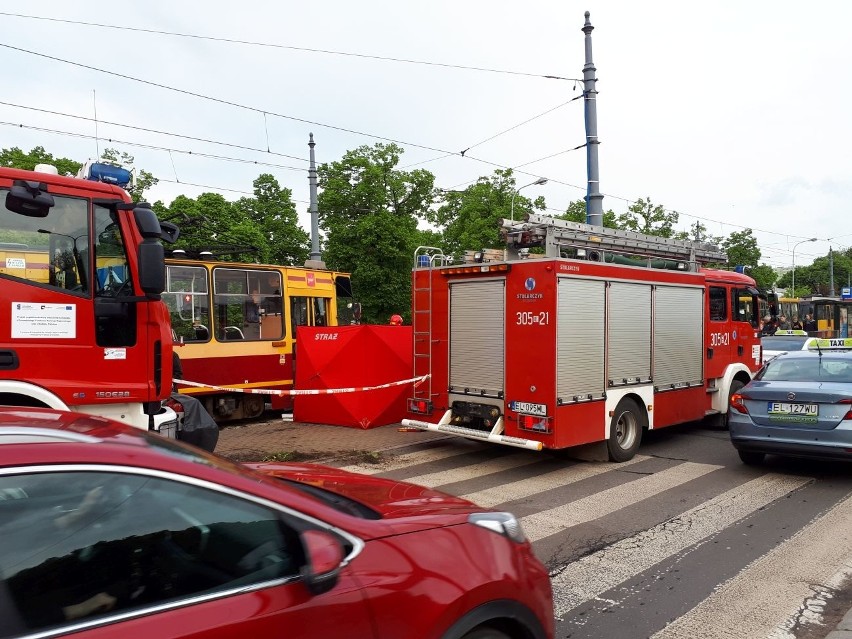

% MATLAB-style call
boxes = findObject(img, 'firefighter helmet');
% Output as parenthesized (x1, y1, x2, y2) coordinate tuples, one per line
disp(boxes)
(389, 314, 403, 326)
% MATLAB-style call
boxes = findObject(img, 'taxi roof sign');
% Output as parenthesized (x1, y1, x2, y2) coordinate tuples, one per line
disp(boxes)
(808, 337, 852, 350)
(773, 329, 808, 336)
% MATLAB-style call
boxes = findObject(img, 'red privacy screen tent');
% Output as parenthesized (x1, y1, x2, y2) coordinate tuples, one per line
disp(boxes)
(294, 325, 414, 429)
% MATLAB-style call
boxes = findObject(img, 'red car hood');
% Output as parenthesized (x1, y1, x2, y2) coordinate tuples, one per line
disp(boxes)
(245, 461, 483, 522)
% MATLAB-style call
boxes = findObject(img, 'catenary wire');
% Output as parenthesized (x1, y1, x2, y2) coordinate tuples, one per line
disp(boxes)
(0, 43, 833, 246)
(0, 100, 308, 162)
(0, 12, 576, 81)
(0, 121, 306, 172)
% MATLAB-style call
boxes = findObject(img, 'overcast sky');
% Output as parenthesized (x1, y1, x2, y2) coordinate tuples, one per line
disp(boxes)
(2, 1, 850, 270)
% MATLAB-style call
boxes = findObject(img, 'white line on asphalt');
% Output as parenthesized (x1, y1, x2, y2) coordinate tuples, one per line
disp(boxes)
(652, 492, 852, 639)
(460, 455, 650, 508)
(524, 461, 723, 543)
(552, 473, 812, 617)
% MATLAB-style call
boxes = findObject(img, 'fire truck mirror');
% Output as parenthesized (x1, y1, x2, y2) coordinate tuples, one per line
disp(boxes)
(138, 240, 166, 296)
(132, 203, 163, 239)
(6, 181, 55, 217)
(159, 221, 181, 244)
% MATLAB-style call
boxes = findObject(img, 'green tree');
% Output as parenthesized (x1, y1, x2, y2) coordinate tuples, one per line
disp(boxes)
(318, 143, 434, 324)
(0, 146, 81, 176)
(430, 169, 521, 259)
(165, 192, 265, 263)
(617, 197, 680, 237)
(748, 264, 777, 291)
(235, 174, 310, 265)
(722, 229, 761, 270)
(558, 199, 619, 228)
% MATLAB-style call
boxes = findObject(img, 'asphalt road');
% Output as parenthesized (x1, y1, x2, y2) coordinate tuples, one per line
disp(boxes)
(326, 419, 852, 639)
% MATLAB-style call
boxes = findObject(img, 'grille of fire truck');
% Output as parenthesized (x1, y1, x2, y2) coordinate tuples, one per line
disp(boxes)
(501, 213, 728, 269)
(411, 247, 449, 408)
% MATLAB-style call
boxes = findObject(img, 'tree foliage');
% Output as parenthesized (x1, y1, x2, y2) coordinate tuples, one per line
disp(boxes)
(318, 143, 434, 324)
(558, 199, 619, 228)
(235, 174, 310, 265)
(431, 169, 528, 258)
(617, 197, 680, 237)
(0, 146, 81, 176)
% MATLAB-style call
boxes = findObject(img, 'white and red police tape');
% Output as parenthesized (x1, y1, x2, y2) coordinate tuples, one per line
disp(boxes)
(174, 375, 429, 396)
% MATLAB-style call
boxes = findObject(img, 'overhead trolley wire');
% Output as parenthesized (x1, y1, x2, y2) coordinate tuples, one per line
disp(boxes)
(0, 12, 576, 81)
(0, 100, 309, 162)
(0, 121, 306, 172)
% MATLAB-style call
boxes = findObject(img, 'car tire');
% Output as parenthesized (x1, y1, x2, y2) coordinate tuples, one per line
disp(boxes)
(738, 450, 766, 466)
(607, 397, 645, 462)
(461, 629, 511, 639)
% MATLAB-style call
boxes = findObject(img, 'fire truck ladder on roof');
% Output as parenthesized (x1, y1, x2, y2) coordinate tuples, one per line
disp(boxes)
(501, 213, 728, 270)
(411, 247, 447, 409)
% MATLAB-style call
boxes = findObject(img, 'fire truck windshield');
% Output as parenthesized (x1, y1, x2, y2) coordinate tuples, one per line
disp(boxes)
(0, 191, 91, 295)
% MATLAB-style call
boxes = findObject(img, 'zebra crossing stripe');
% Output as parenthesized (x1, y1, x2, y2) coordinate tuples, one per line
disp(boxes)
(651, 491, 852, 639)
(460, 455, 650, 509)
(552, 473, 812, 617)
(337, 443, 477, 475)
(523, 461, 723, 543)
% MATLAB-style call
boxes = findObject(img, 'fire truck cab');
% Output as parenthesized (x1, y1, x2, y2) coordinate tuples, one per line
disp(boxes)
(0, 164, 178, 434)
(403, 214, 762, 461)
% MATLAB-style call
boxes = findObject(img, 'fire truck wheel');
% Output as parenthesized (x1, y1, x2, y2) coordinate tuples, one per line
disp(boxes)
(607, 397, 645, 462)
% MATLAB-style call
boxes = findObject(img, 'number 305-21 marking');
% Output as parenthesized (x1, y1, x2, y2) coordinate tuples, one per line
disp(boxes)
(710, 332, 730, 346)
(516, 311, 549, 326)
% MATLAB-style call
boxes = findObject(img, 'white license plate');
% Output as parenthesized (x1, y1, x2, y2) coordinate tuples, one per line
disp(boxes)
(767, 402, 818, 417)
(511, 401, 547, 416)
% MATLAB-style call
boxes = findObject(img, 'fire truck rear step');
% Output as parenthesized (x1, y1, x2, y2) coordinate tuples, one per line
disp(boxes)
(401, 412, 544, 451)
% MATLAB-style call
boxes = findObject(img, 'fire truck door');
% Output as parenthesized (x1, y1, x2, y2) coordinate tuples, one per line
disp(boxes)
(705, 284, 731, 379)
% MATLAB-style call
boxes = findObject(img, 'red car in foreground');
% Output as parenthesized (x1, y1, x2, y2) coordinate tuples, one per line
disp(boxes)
(0, 408, 553, 639)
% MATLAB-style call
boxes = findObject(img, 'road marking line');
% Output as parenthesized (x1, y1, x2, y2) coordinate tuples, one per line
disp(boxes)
(652, 492, 852, 639)
(552, 473, 811, 617)
(524, 461, 723, 543)
(460, 455, 649, 508)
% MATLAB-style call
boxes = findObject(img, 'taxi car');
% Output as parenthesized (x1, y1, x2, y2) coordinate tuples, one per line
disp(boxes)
(728, 338, 852, 465)
(760, 329, 815, 364)
(0, 408, 553, 639)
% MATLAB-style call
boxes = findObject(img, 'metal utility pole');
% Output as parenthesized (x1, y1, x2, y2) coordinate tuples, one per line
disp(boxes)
(582, 11, 604, 227)
(305, 133, 325, 268)
(829, 246, 835, 296)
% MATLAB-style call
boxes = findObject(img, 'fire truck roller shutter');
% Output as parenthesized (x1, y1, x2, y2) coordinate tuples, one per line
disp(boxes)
(557, 278, 606, 401)
(608, 282, 652, 386)
(449, 279, 505, 397)
(653, 286, 704, 390)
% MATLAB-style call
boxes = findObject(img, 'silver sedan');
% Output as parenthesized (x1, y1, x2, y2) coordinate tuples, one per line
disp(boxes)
(728, 341, 852, 465)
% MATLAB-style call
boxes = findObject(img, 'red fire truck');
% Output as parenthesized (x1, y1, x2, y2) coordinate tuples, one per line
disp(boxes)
(164, 253, 355, 421)
(0, 163, 178, 434)
(403, 213, 763, 461)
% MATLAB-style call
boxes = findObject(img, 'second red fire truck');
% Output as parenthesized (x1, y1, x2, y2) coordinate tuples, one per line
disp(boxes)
(403, 213, 763, 461)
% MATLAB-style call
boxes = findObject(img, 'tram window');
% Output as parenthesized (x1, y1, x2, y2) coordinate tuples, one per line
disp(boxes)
(313, 298, 330, 326)
(212, 268, 268, 341)
(709, 287, 727, 321)
(291, 297, 309, 337)
(166, 265, 210, 343)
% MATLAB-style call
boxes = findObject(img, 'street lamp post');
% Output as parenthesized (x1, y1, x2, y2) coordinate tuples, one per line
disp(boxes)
(791, 237, 817, 296)
(510, 177, 548, 221)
